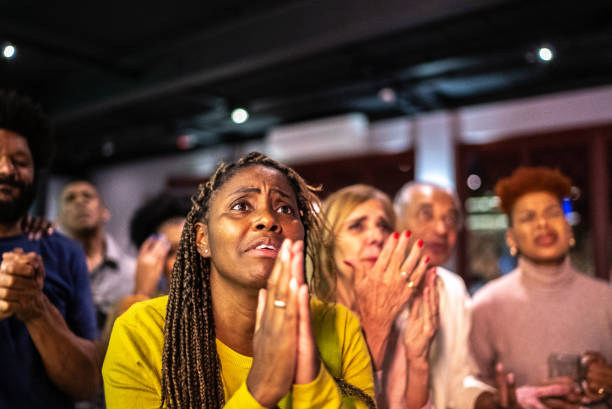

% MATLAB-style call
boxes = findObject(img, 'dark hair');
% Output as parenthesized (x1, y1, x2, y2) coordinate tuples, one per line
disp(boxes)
(495, 167, 572, 216)
(130, 192, 191, 248)
(161, 152, 322, 408)
(161, 152, 375, 409)
(0, 90, 54, 171)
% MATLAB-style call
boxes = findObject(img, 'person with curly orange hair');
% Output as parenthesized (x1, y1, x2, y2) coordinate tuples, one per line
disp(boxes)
(470, 167, 612, 409)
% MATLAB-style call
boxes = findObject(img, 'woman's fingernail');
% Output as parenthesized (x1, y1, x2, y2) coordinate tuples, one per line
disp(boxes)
(424, 256, 430, 263)
(343, 260, 352, 267)
(405, 230, 411, 238)
(418, 239, 424, 248)
(393, 232, 399, 239)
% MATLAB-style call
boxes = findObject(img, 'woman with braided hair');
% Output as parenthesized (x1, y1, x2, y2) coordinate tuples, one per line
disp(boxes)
(102, 152, 376, 409)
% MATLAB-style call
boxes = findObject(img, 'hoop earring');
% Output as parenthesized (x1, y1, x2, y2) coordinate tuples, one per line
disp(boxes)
(510, 246, 517, 257)
(569, 237, 576, 247)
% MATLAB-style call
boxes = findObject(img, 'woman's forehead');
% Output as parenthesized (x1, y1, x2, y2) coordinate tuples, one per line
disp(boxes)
(514, 190, 559, 209)
(217, 165, 296, 198)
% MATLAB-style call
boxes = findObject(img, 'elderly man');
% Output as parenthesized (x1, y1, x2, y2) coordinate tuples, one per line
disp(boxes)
(58, 180, 135, 330)
(395, 181, 575, 409)
(394, 181, 495, 409)
(0, 90, 99, 408)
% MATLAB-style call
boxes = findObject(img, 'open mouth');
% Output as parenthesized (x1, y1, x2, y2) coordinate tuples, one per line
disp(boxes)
(246, 239, 281, 258)
(535, 233, 558, 246)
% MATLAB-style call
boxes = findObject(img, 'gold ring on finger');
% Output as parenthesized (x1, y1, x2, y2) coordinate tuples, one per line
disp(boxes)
(273, 299, 287, 308)
(407, 281, 415, 288)
(598, 387, 605, 395)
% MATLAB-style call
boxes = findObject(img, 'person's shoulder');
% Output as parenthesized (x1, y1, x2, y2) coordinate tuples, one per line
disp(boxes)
(310, 297, 359, 332)
(573, 272, 612, 298)
(37, 232, 87, 274)
(472, 270, 520, 305)
(39, 231, 83, 253)
(117, 295, 168, 330)
(436, 266, 468, 291)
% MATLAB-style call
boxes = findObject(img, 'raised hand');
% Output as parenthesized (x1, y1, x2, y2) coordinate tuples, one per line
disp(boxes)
(248, 239, 300, 407)
(0, 248, 46, 321)
(402, 268, 439, 361)
(134, 235, 171, 297)
(289, 240, 321, 385)
(349, 231, 430, 368)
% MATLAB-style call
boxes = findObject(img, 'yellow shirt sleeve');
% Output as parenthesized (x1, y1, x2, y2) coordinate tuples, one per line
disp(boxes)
(308, 300, 376, 409)
(102, 297, 166, 409)
(223, 381, 267, 409)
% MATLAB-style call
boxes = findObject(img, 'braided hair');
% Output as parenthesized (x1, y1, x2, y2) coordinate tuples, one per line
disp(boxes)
(160, 152, 375, 409)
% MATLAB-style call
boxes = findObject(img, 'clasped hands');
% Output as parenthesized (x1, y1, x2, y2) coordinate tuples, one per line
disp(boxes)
(0, 248, 46, 322)
(246, 239, 320, 408)
(345, 231, 439, 369)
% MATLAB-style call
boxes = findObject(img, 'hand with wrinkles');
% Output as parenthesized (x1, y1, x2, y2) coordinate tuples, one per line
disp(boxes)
(402, 268, 439, 362)
(348, 231, 430, 369)
(0, 248, 46, 321)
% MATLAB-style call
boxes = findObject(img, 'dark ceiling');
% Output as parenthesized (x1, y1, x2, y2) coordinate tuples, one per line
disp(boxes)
(2, 0, 612, 173)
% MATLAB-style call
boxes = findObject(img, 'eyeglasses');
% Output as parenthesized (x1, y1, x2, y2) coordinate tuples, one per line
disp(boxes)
(415, 207, 461, 230)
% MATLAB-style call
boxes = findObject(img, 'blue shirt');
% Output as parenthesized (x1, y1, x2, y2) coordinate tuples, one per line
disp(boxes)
(0, 233, 97, 409)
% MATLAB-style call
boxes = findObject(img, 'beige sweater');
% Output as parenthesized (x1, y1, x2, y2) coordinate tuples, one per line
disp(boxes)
(470, 256, 612, 387)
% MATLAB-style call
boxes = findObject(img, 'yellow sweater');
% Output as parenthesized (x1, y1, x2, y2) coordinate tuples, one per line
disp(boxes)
(102, 296, 375, 408)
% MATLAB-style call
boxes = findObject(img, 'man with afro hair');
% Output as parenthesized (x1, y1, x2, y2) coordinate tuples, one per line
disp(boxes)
(0, 90, 100, 409)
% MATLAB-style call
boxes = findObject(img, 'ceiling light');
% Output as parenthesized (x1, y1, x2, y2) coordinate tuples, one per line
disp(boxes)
(231, 108, 249, 124)
(378, 87, 396, 103)
(537, 47, 553, 62)
(2, 43, 16, 59)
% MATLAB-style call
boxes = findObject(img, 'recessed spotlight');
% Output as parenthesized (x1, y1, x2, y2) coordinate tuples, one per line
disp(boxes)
(231, 108, 249, 124)
(378, 87, 396, 103)
(537, 47, 553, 62)
(2, 43, 16, 59)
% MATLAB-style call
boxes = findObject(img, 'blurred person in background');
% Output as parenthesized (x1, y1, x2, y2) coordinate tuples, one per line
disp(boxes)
(129, 191, 190, 298)
(470, 167, 612, 409)
(0, 90, 99, 408)
(310, 184, 439, 409)
(101, 192, 190, 330)
(57, 180, 135, 330)
(392, 181, 501, 409)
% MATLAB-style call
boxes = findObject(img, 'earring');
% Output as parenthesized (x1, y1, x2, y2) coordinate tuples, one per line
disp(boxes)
(510, 246, 517, 257)
(198, 243, 209, 255)
(569, 237, 576, 247)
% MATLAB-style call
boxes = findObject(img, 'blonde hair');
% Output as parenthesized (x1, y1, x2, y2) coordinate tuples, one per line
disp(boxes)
(308, 184, 395, 302)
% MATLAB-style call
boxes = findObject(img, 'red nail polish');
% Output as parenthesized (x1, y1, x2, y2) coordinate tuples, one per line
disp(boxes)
(417, 239, 424, 248)
(424, 256, 430, 263)
(393, 232, 399, 239)
(405, 230, 411, 238)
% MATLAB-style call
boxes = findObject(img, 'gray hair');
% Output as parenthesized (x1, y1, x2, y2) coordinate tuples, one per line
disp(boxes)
(393, 181, 463, 229)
